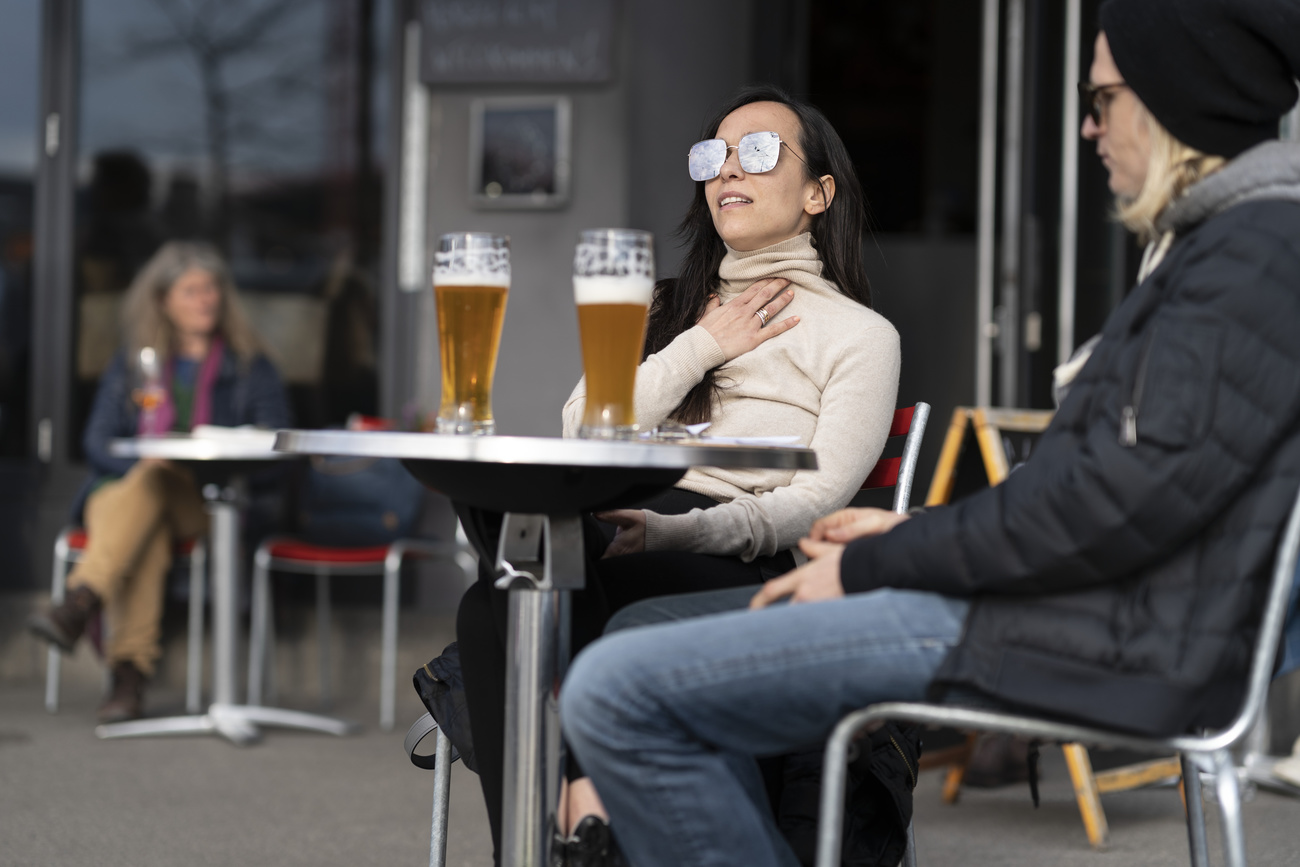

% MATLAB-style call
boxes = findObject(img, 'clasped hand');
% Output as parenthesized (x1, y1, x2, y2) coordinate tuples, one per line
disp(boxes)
(749, 507, 911, 609)
(697, 278, 799, 361)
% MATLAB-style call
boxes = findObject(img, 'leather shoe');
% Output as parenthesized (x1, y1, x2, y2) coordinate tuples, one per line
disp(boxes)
(27, 585, 102, 653)
(98, 661, 146, 724)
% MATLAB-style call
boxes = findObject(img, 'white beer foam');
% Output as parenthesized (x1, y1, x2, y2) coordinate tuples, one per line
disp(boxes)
(434, 271, 510, 288)
(574, 275, 654, 305)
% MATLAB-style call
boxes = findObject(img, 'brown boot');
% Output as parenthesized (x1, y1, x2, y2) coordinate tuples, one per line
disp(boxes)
(27, 585, 102, 652)
(98, 661, 146, 724)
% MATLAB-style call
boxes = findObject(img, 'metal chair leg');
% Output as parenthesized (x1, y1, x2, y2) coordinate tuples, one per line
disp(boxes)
(430, 726, 453, 867)
(44, 533, 71, 714)
(900, 820, 918, 867)
(316, 570, 332, 710)
(381, 545, 403, 732)
(1213, 749, 1248, 867)
(186, 541, 206, 714)
(815, 710, 866, 867)
(247, 546, 271, 706)
(1181, 753, 1210, 867)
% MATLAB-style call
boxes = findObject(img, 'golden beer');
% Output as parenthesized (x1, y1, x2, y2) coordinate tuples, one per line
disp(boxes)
(436, 282, 508, 430)
(433, 233, 510, 435)
(574, 274, 653, 437)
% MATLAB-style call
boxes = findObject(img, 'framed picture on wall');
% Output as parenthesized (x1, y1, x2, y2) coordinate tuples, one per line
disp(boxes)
(468, 96, 572, 209)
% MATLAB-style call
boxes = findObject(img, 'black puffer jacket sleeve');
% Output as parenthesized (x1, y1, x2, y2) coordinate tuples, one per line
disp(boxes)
(842, 202, 1300, 597)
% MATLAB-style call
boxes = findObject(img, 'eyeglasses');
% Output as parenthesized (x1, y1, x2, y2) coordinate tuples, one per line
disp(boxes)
(1078, 80, 1129, 126)
(687, 131, 809, 182)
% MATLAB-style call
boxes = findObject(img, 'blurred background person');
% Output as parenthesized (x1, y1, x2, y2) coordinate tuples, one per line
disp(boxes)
(26, 241, 289, 723)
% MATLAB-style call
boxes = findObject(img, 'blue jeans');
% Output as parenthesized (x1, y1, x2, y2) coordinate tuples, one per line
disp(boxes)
(561, 586, 969, 867)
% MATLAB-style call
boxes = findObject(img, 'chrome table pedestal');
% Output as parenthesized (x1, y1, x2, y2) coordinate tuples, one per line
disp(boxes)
(95, 435, 359, 745)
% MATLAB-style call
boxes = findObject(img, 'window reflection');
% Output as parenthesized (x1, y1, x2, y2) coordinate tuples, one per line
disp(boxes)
(73, 0, 384, 453)
(0, 0, 40, 457)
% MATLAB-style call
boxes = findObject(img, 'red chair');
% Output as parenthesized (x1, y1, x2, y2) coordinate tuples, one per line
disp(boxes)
(861, 403, 932, 514)
(246, 529, 477, 731)
(45, 527, 207, 714)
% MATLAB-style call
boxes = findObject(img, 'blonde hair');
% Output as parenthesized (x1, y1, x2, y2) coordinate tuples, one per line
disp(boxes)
(121, 241, 263, 368)
(1117, 102, 1227, 243)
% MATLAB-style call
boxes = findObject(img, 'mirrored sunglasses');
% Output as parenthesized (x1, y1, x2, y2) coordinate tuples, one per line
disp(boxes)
(688, 131, 806, 182)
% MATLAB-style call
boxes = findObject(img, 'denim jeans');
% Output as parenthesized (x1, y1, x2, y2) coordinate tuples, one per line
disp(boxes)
(560, 586, 969, 867)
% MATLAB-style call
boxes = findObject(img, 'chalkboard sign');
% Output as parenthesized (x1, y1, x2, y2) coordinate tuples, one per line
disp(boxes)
(421, 0, 615, 84)
(925, 407, 1054, 506)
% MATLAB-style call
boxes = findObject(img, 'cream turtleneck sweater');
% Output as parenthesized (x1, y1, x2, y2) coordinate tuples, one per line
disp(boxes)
(562, 232, 900, 561)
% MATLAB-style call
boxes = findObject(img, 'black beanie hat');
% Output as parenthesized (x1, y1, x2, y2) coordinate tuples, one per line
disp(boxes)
(1099, 0, 1300, 158)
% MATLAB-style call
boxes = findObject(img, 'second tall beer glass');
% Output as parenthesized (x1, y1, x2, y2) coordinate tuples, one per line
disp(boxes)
(434, 233, 510, 435)
(573, 229, 655, 439)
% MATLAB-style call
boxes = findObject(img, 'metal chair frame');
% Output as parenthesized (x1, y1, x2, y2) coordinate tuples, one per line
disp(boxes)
(862, 403, 931, 514)
(247, 525, 477, 731)
(816, 484, 1300, 867)
(45, 527, 208, 715)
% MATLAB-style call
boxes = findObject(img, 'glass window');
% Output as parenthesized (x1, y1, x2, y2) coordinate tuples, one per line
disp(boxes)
(72, 0, 386, 454)
(0, 0, 41, 457)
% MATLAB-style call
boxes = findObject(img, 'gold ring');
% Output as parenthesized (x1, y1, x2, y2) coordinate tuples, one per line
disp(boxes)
(755, 308, 769, 326)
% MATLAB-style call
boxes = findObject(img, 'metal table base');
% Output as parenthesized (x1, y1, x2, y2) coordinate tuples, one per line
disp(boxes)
(96, 495, 358, 745)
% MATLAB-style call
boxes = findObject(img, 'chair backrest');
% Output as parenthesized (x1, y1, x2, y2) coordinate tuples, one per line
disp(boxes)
(860, 403, 931, 514)
(1185, 482, 1300, 752)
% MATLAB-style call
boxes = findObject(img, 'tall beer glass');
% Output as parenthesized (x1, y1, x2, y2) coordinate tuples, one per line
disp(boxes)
(573, 229, 655, 439)
(434, 233, 510, 435)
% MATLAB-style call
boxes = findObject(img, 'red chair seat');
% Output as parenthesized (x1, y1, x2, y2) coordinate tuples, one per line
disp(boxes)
(64, 528, 197, 555)
(266, 539, 390, 565)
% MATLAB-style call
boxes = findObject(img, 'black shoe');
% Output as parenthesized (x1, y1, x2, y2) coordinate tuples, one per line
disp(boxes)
(97, 661, 146, 724)
(27, 585, 102, 653)
(566, 816, 612, 867)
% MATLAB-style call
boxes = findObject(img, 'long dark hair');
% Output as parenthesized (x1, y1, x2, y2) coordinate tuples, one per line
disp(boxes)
(644, 85, 872, 423)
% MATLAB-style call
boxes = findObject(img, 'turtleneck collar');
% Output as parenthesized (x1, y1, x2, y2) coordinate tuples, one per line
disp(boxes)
(716, 232, 825, 299)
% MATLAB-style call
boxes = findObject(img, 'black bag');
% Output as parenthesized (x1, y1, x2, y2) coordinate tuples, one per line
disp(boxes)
(412, 641, 477, 773)
(776, 722, 922, 867)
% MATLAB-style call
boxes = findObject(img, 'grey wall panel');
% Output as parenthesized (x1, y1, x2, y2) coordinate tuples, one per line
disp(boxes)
(419, 82, 630, 436)
(625, 0, 753, 280)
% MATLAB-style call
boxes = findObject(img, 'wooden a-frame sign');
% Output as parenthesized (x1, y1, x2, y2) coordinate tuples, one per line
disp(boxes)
(925, 407, 1054, 506)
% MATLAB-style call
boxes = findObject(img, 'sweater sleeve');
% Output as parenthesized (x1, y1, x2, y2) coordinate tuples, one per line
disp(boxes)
(840, 218, 1300, 597)
(562, 325, 726, 437)
(642, 324, 901, 560)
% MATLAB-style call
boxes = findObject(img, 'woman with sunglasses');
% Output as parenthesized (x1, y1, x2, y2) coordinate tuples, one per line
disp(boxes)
(455, 84, 900, 867)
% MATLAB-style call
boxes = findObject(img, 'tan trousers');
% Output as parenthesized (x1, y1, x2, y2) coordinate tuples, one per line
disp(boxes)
(68, 461, 208, 677)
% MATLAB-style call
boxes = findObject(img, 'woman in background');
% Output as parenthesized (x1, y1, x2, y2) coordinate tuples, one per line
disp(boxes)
(457, 85, 902, 866)
(28, 241, 289, 723)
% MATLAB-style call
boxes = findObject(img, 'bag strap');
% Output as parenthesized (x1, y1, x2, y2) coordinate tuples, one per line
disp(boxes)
(404, 712, 464, 771)
(404, 712, 442, 770)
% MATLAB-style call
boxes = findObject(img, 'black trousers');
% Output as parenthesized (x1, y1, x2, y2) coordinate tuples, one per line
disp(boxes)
(455, 489, 796, 862)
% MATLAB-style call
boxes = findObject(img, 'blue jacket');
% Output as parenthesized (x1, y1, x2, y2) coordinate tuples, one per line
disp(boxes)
(74, 349, 291, 521)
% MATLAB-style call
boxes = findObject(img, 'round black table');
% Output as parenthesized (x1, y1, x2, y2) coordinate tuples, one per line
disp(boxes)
(273, 430, 817, 867)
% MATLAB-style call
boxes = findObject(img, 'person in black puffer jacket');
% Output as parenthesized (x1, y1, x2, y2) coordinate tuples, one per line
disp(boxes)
(559, 4, 1300, 867)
